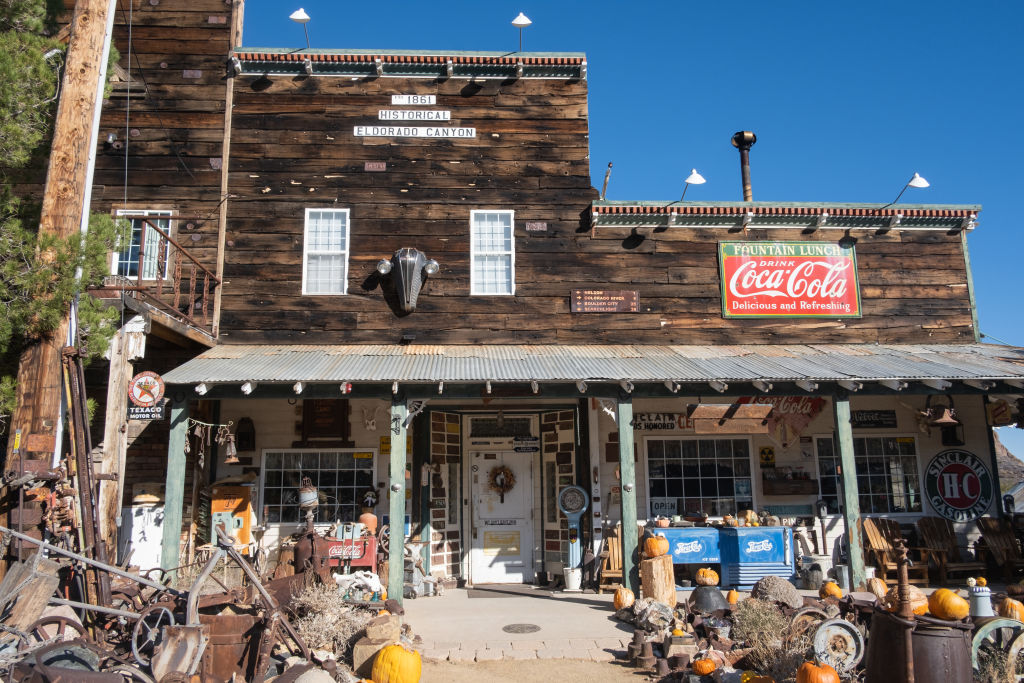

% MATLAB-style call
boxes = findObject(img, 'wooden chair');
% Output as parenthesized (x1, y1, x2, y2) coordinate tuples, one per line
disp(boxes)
(860, 517, 929, 584)
(916, 516, 985, 584)
(597, 524, 623, 593)
(975, 517, 1024, 580)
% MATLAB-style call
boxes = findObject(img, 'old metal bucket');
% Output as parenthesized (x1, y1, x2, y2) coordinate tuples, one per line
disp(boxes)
(864, 608, 971, 683)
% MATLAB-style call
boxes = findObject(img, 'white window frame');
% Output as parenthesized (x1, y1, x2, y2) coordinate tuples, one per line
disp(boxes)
(112, 209, 173, 279)
(470, 209, 515, 296)
(301, 208, 350, 295)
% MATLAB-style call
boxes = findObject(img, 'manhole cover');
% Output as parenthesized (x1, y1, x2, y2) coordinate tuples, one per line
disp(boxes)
(502, 624, 541, 634)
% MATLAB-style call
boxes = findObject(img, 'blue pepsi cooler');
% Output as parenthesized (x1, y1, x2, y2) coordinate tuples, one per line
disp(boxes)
(654, 527, 721, 564)
(719, 526, 794, 589)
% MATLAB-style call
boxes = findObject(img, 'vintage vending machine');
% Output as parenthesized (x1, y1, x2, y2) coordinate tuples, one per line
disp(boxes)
(210, 485, 253, 553)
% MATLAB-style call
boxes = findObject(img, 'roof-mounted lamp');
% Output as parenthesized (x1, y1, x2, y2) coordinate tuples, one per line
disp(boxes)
(289, 8, 311, 50)
(511, 12, 532, 52)
(883, 172, 929, 208)
(680, 168, 706, 201)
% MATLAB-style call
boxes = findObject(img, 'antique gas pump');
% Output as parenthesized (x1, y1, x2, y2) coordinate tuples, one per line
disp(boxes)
(557, 485, 589, 591)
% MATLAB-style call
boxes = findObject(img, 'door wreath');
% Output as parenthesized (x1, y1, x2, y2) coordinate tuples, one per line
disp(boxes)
(488, 465, 516, 503)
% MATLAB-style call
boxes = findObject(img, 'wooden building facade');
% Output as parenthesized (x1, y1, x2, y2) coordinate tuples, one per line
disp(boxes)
(67, 0, 1024, 600)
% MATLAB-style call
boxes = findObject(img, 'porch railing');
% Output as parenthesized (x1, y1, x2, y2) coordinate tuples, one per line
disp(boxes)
(93, 214, 220, 336)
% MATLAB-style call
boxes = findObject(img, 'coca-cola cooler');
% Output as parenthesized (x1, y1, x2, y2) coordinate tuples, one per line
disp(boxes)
(719, 526, 794, 589)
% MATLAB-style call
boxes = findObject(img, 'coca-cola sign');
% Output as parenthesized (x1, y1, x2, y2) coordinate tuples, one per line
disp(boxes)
(719, 241, 861, 318)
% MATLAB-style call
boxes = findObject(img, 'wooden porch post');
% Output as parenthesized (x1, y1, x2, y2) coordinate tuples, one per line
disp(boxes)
(833, 392, 866, 590)
(161, 396, 189, 574)
(617, 394, 640, 593)
(389, 397, 408, 604)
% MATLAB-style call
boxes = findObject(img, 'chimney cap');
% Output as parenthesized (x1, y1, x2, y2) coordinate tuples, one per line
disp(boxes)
(731, 131, 757, 149)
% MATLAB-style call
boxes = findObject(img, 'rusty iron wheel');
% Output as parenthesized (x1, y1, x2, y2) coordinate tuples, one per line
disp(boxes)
(131, 604, 177, 668)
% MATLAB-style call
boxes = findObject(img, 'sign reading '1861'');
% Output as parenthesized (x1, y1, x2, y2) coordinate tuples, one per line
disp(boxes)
(571, 290, 639, 313)
(719, 241, 861, 318)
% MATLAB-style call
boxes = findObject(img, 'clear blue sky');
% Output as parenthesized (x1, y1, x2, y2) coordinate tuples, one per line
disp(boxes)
(241, 1, 1024, 455)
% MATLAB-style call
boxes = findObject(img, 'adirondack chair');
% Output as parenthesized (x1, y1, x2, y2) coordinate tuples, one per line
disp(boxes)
(597, 523, 624, 593)
(860, 517, 929, 584)
(975, 517, 1024, 580)
(916, 516, 986, 584)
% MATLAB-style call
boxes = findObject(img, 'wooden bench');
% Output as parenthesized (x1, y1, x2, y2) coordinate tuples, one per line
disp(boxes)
(916, 516, 985, 584)
(976, 517, 1024, 581)
(597, 523, 623, 593)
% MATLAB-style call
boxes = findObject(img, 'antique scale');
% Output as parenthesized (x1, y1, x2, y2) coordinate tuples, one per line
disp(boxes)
(557, 485, 590, 584)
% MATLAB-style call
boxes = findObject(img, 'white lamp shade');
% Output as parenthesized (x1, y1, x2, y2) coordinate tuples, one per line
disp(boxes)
(684, 168, 706, 185)
(289, 8, 310, 24)
(512, 12, 532, 28)
(908, 172, 930, 188)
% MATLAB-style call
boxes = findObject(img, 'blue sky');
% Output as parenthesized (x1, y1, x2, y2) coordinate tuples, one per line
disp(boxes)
(241, 1, 1024, 455)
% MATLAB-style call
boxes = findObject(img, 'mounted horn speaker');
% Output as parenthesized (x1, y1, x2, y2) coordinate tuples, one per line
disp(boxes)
(926, 394, 964, 446)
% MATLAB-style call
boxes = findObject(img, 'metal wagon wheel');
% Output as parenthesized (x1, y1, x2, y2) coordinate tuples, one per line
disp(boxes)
(972, 617, 1024, 681)
(19, 615, 87, 650)
(131, 604, 177, 668)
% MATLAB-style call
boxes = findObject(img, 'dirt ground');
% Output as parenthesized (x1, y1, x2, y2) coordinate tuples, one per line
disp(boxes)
(421, 658, 651, 682)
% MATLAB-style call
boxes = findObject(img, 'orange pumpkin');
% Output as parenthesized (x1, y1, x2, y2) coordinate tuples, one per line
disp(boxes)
(371, 643, 421, 683)
(644, 535, 670, 558)
(671, 628, 685, 636)
(692, 658, 716, 675)
(727, 589, 740, 604)
(695, 567, 719, 586)
(1000, 597, 1024, 622)
(819, 581, 842, 600)
(613, 586, 635, 610)
(976, 577, 988, 587)
(867, 577, 888, 602)
(377, 609, 391, 616)
(796, 661, 840, 683)
(928, 588, 969, 621)
(885, 585, 928, 615)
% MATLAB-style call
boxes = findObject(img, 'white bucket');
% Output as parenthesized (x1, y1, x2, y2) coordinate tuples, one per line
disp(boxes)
(563, 567, 582, 591)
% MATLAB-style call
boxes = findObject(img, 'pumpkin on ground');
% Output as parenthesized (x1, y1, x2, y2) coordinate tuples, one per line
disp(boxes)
(1000, 597, 1024, 622)
(371, 643, 422, 683)
(671, 628, 685, 637)
(819, 581, 842, 600)
(695, 567, 719, 586)
(644, 535, 670, 558)
(692, 657, 716, 675)
(613, 586, 635, 610)
(928, 588, 969, 621)
(727, 589, 740, 604)
(884, 585, 929, 615)
(796, 661, 840, 683)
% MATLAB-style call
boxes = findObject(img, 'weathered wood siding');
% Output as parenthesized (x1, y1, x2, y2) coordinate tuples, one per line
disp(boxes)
(222, 69, 972, 345)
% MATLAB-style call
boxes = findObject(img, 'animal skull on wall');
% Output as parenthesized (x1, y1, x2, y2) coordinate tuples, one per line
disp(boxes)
(362, 405, 383, 432)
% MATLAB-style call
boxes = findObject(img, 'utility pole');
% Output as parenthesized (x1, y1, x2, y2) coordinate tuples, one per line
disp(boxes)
(3, 0, 118, 572)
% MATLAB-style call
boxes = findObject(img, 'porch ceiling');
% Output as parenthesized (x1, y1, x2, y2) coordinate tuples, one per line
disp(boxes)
(162, 343, 1024, 390)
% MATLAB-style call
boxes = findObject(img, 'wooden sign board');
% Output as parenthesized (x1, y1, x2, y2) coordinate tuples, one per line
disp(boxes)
(692, 418, 771, 435)
(686, 404, 774, 420)
(364, 161, 386, 172)
(525, 221, 548, 232)
(571, 290, 639, 313)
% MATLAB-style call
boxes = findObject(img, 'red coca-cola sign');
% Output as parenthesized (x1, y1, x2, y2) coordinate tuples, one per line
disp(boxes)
(719, 241, 861, 318)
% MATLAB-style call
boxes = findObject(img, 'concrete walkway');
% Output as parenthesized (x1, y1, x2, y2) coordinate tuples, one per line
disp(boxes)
(402, 585, 632, 662)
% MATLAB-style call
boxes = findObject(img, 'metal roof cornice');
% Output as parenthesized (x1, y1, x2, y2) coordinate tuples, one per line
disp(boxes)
(591, 201, 981, 232)
(232, 48, 587, 80)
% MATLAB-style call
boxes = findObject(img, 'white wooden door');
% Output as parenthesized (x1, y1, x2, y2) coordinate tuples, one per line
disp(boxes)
(470, 451, 533, 584)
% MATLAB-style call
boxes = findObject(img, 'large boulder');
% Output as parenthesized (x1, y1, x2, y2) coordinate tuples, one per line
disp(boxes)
(750, 575, 802, 609)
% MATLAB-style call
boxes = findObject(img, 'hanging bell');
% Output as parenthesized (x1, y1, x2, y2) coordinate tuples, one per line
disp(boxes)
(931, 408, 960, 426)
(222, 435, 239, 465)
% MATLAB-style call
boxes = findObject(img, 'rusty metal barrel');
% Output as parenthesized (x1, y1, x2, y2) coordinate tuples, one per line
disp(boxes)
(864, 608, 972, 683)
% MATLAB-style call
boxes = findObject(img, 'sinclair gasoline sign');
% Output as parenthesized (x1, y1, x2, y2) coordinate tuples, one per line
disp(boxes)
(718, 241, 861, 318)
(925, 449, 993, 522)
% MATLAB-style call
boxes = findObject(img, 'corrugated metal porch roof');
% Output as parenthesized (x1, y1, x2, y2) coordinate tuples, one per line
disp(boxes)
(162, 343, 1024, 386)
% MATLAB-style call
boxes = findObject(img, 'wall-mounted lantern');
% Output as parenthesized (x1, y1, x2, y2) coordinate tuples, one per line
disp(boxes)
(376, 248, 439, 313)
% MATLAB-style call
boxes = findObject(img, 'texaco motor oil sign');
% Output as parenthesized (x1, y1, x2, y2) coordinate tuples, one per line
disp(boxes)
(925, 449, 993, 522)
(719, 241, 861, 318)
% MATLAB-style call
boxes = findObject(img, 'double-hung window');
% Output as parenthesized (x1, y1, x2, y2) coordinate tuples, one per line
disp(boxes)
(302, 208, 349, 295)
(470, 210, 515, 295)
(113, 209, 172, 279)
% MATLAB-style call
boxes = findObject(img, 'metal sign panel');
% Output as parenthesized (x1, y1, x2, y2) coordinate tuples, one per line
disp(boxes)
(570, 289, 639, 313)
(719, 241, 861, 318)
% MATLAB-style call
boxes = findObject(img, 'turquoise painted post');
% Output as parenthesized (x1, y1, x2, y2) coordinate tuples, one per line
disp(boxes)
(161, 396, 189, 576)
(617, 395, 640, 593)
(833, 393, 866, 590)
(389, 397, 408, 604)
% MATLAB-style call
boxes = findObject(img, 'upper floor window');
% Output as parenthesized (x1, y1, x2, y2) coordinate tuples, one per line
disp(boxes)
(113, 209, 172, 279)
(470, 210, 515, 295)
(302, 208, 349, 295)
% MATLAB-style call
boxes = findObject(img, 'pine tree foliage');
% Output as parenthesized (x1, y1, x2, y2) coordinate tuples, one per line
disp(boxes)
(0, 0, 123, 426)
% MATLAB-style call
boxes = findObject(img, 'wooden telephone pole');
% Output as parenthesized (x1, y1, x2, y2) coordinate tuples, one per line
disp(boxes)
(3, 0, 117, 568)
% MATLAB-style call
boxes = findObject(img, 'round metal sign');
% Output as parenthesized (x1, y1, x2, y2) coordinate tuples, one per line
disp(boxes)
(925, 449, 993, 522)
(128, 371, 165, 408)
(557, 485, 588, 515)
